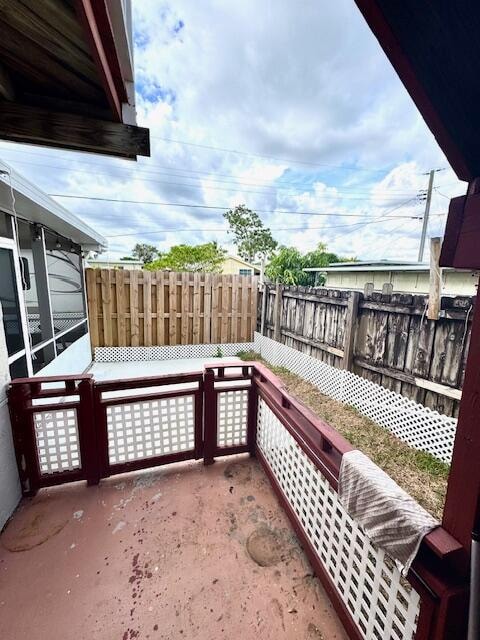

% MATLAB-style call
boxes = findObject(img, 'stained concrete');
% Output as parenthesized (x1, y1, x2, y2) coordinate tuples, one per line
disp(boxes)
(0, 457, 348, 640)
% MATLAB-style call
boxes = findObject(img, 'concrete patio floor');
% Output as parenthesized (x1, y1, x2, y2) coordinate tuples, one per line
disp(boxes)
(89, 357, 242, 381)
(0, 456, 347, 640)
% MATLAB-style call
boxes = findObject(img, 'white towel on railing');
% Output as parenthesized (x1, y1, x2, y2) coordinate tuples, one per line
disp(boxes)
(338, 450, 439, 576)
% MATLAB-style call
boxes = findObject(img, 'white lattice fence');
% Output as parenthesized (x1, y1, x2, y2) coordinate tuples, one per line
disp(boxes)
(254, 332, 456, 464)
(107, 395, 195, 464)
(95, 342, 254, 363)
(217, 389, 249, 447)
(257, 398, 420, 640)
(33, 408, 81, 474)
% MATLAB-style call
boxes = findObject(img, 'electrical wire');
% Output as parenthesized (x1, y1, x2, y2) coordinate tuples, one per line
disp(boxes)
(0, 152, 421, 197)
(103, 215, 425, 239)
(151, 135, 432, 175)
(47, 193, 421, 216)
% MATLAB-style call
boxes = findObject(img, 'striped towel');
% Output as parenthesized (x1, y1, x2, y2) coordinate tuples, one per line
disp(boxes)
(338, 450, 439, 576)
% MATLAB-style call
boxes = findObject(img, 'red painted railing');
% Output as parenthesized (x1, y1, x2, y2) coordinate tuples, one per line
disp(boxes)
(8, 364, 469, 639)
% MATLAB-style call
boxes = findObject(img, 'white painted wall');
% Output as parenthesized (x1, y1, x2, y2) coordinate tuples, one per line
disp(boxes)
(35, 332, 92, 377)
(325, 269, 478, 295)
(0, 306, 21, 531)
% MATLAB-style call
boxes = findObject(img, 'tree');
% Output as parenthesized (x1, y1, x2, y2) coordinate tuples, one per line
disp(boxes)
(266, 243, 353, 286)
(145, 242, 226, 273)
(132, 243, 158, 264)
(223, 205, 277, 264)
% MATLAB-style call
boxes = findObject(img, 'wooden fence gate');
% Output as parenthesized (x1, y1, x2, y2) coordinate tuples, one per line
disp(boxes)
(86, 269, 258, 348)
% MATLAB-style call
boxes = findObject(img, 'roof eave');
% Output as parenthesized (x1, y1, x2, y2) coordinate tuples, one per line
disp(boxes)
(0, 164, 107, 251)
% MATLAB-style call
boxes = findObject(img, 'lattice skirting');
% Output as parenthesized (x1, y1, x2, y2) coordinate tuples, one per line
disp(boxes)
(254, 332, 456, 464)
(257, 398, 420, 640)
(95, 342, 255, 363)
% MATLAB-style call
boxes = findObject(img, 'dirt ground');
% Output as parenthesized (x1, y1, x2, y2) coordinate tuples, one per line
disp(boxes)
(0, 457, 348, 640)
(239, 352, 449, 520)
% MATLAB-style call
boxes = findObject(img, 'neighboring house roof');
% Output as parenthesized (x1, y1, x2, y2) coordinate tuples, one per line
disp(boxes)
(304, 261, 476, 274)
(0, 162, 107, 251)
(225, 255, 260, 270)
(0, 0, 149, 159)
(88, 258, 143, 266)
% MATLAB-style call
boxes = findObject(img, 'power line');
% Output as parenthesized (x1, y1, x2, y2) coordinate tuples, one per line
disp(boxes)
(151, 136, 407, 174)
(2, 156, 420, 200)
(103, 215, 425, 239)
(0, 149, 420, 196)
(48, 193, 421, 216)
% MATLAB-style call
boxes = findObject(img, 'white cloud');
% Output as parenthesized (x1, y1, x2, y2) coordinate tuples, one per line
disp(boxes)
(0, 0, 467, 262)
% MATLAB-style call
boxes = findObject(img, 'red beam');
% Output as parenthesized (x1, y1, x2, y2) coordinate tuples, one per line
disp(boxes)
(442, 293, 480, 550)
(75, 0, 127, 122)
(353, 0, 472, 181)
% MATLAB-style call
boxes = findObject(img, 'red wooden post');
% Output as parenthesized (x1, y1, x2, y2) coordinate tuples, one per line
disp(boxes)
(8, 382, 40, 497)
(194, 379, 204, 460)
(440, 190, 480, 555)
(92, 382, 110, 479)
(203, 368, 216, 465)
(77, 378, 100, 486)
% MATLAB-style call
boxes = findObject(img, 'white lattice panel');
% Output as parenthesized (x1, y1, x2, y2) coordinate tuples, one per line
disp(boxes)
(107, 395, 195, 464)
(217, 389, 249, 447)
(257, 398, 420, 640)
(254, 333, 456, 464)
(33, 408, 81, 474)
(95, 342, 254, 363)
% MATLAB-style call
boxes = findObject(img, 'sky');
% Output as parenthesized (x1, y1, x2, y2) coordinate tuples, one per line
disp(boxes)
(0, 0, 468, 262)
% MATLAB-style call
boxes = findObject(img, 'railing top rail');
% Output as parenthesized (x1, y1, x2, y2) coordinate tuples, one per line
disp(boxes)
(10, 373, 93, 385)
(203, 360, 252, 370)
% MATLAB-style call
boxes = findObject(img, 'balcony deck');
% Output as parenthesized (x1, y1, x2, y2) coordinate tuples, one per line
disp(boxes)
(0, 456, 347, 640)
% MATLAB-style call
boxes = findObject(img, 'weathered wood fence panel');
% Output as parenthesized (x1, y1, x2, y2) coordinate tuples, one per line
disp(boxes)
(86, 269, 258, 348)
(259, 284, 474, 417)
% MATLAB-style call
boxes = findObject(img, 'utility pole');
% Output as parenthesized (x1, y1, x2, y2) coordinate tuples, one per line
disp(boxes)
(418, 169, 435, 262)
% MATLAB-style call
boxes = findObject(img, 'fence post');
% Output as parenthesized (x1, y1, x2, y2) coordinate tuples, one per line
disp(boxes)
(428, 237, 442, 320)
(247, 367, 258, 456)
(343, 291, 360, 371)
(273, 282, 283, 342)
(364, 282, 374, 299)
(77, 378, 100, 486)
(260, 283, 268, 336)
(8, 382, 40, 497)
(203, 368, 216, 465)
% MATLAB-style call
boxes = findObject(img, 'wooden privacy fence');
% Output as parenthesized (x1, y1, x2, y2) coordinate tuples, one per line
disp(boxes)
(86, 269, 258, 348)
(260, 284, 475, 417)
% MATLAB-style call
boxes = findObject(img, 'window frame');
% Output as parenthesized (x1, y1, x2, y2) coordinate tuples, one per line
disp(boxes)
(0, 232, 34, 376)
(0, 213, 90, 378)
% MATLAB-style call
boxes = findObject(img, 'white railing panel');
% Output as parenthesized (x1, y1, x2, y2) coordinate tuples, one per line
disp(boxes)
(257, 398, 420, 640)
(34, 408, 81, 474)
(107, 395, 195, 464)
(217, 389, 249, 447)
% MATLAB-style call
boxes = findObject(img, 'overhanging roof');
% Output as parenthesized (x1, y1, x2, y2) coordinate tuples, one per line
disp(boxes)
(0, 163, 106, 251)
(354, 1, 480, 181)
(0, 1, 149, 159)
